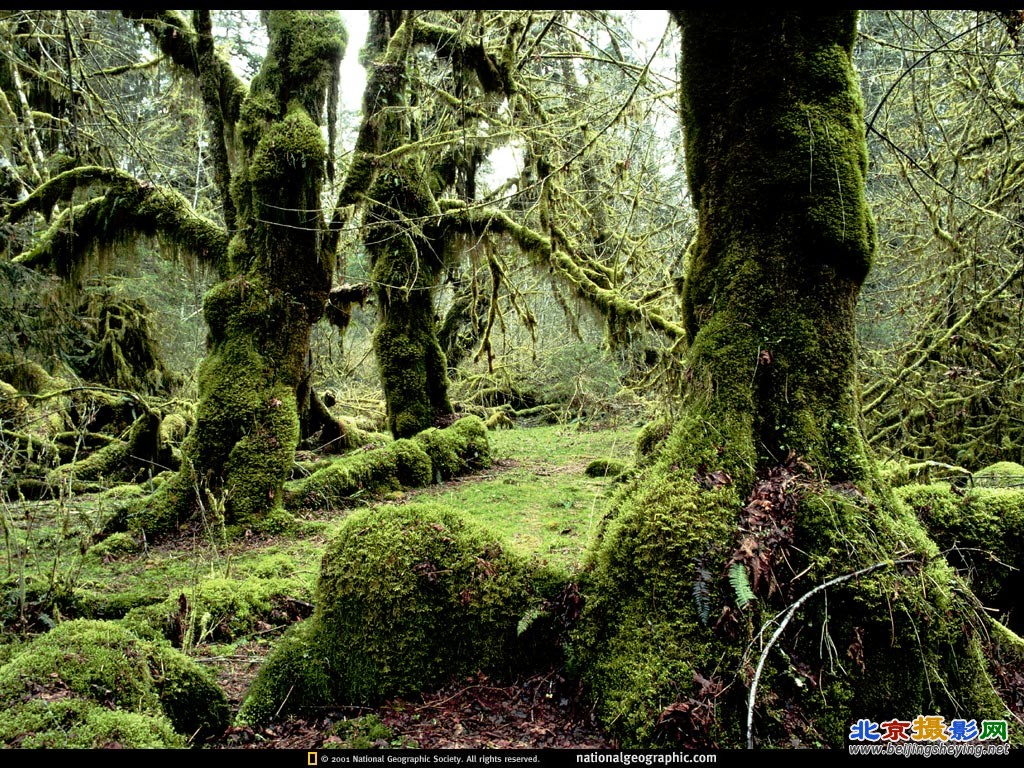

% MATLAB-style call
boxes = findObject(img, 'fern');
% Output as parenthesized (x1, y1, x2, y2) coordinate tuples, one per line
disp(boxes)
(729, 562, 756, 609)
(693, 560, 713, 625)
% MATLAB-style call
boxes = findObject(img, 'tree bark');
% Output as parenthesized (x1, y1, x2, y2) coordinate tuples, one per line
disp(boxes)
(574, 11, 1015, 748)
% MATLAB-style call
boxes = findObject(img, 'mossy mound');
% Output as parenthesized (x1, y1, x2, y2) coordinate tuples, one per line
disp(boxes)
(0, 619, 229, 747)
(121, 575, 313, 647)
(897, 483, 1024, 627)
(238, 502, 546, 726)
(584, 458, 627, 479)
(974, 461, 1024, 488)
(0, 698, 186, 749)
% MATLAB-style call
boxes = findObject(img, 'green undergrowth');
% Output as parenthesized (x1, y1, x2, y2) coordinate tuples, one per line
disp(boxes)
(0, 619, 229, 747)
(1, 420, 641, 745)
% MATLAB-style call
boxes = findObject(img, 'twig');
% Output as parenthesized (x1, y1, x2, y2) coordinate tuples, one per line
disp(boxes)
(745, 557, 919, 749)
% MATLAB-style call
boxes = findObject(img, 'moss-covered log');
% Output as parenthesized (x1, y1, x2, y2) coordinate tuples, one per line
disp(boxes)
(284, 414, 490, 511)
(571, 11, 1021, 748)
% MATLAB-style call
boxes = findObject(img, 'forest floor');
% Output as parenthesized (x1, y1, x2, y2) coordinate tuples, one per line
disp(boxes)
(0, 423, 635, 751)
(211, 657, 613, 750)
(200, 424, 633, 751)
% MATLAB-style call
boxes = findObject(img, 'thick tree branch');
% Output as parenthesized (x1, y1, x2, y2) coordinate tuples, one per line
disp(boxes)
(438, 202, 684, 341)
(9, 166, 228, 277)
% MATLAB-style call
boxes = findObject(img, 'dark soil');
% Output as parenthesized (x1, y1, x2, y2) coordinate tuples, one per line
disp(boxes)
(205, 641, 613, 750)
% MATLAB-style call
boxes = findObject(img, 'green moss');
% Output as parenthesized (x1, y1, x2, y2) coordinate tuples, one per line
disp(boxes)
(248, 106, 327, 206)
(121, 575, 313, 648)
(974, 461, 1024, 488)
(0, 619, 228, 745)
(572, 414, 742, 746)
(234, 617, 333, 728)
(287, 416, 490, 510)
(0, 379, 26, 429)
(897, 483, 1024, 618)
(574, 408, 1012, 747)
(414, 415, 491, 479)
(0, 698, 185, 749)
(239, 502, 542, 724)
(258, 11, 346, 118)
(85, 531, 140, 561)
(584, 458, 627, 479)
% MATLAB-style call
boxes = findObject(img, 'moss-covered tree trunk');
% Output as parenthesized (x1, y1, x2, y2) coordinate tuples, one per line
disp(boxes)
(139, 12, 346, 534)
(574, 11, 1018, 748)
(355, 11, 454, 439)
(367, 161, 453, 439)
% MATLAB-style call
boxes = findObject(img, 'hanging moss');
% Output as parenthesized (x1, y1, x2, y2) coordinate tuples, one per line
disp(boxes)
(73, 292, 178, 395)
(11, 167, 229, 280)
(237, 501, 545, 726)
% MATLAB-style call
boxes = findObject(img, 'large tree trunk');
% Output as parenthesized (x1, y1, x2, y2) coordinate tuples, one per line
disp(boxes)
(359, 11, 454, 439)
(136, 12, 346, 536)
(574, 11, 1016, 748)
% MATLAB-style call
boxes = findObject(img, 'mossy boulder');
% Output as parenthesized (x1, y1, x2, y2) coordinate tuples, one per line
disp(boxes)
(238, 502, 545, 726)
(0, 619, 229, 747)
(974, 461, 1024, 489)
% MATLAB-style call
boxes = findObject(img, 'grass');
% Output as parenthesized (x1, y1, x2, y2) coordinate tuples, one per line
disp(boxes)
(1, 422, 639, 659)
(432, 425, 638, 570)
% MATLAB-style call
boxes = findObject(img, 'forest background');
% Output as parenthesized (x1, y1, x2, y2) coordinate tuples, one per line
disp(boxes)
(2, 9, 1024, 752)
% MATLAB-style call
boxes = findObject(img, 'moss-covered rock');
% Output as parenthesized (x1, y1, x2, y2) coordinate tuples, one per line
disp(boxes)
(0, 619, 229, 747)
(237, 502, 545, 726)
(974, 461, 1024, 489)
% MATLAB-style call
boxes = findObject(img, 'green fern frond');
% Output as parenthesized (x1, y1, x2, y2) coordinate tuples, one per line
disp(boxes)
(729, 562, 755, 609)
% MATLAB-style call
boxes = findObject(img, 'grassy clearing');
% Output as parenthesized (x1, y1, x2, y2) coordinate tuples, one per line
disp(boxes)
(429, 425, 638, 570)
(1, 423, 638, 653)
